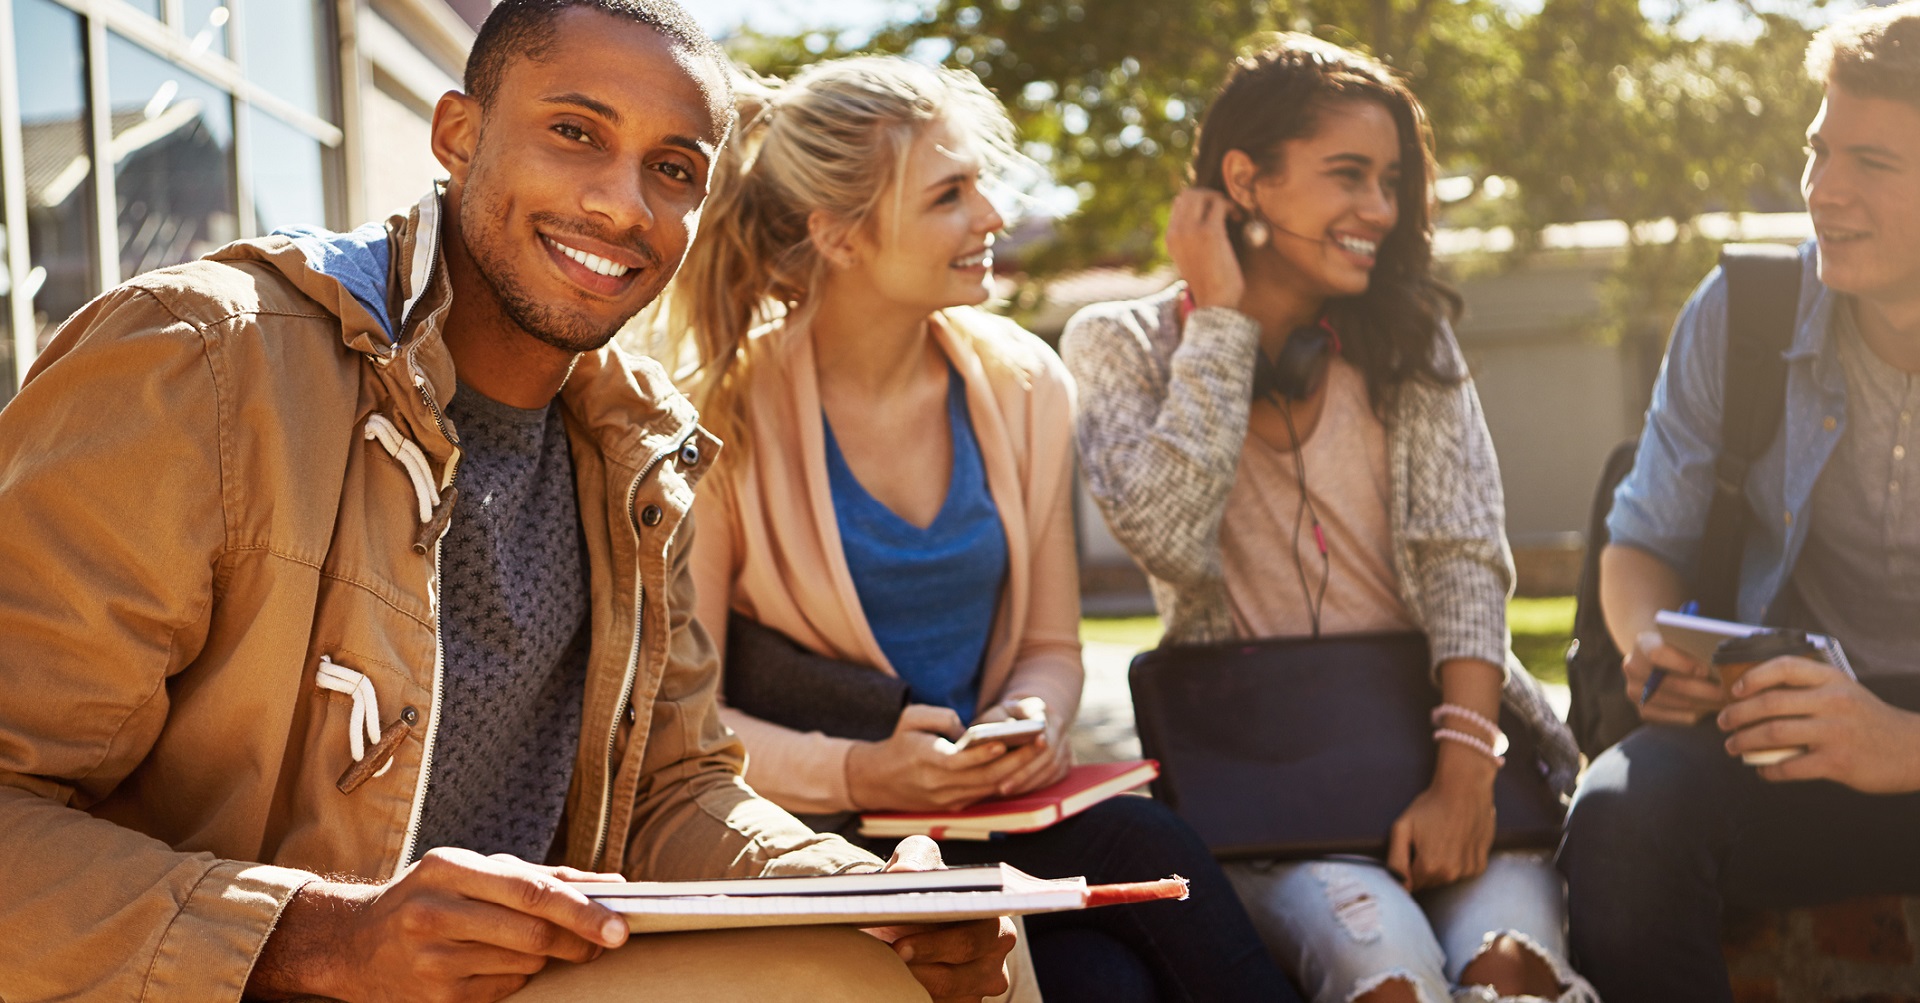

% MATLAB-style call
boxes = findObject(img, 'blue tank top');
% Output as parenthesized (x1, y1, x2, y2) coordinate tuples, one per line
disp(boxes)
(823, 367, 1008, 723)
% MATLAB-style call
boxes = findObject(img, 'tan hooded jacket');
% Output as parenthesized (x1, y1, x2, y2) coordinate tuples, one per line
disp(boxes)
(0, 190, 875, 1002)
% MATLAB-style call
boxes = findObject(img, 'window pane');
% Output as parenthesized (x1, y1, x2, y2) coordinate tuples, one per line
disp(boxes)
(247, 109, 326, 234)
(15, 0, 95, 350)
(242, 0, 329, 120)
(183, 1, 229, 59)
(107, 32, 237, 278)
(1, 285, 12, 399)
(124, 0, 162, 20)
(0, 247, 12, 396)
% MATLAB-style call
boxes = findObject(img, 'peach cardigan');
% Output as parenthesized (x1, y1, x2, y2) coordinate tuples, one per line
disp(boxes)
(691, 307, 1085, 814)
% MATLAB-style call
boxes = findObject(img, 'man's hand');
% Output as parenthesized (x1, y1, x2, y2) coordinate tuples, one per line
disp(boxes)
(973, 697, 1073, 797)
(847, 705, 1047, 811)
(1625, 630, 1726, 725)
(246, 848, 629, 1003)
(1719, 657, 1920, 793)
(865, 835, 1016, 1003)
(1386, 744, 1497, 892)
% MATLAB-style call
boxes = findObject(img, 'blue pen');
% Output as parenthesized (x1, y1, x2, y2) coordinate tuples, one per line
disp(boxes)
(1639, 600, 1699, 705)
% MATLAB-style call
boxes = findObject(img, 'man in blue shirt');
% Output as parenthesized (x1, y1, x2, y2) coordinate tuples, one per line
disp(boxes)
(1560, 4, 1920, 1000)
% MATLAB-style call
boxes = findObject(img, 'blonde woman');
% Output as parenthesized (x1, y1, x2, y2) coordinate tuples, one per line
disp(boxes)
(662, 57, 1299, 1003)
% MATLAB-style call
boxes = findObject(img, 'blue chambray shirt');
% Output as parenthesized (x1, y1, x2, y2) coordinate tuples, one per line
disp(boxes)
(1608, 241, 1848, 623)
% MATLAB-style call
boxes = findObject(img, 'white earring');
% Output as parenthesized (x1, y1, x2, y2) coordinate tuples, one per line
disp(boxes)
(1242, 217, 1270, 248)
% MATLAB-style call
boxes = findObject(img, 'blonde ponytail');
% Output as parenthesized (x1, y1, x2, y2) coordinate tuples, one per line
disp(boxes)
(654, 56, 1024, 458)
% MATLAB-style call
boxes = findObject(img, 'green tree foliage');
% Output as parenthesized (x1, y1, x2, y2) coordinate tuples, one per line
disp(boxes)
(876, 1, 1277, 271)
(854, 0, 1530, 271)
(1494, 2, 1822, 340)
(719, 25, 871, 79)
(725, 0, 1827, 333)
(721, 0, 1827, 343)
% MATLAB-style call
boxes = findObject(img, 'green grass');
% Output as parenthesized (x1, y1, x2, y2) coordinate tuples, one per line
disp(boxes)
(1082, 595, 1576, 686)
(1508, 596, 1574, 686)
(1078, 615, 1164, 651)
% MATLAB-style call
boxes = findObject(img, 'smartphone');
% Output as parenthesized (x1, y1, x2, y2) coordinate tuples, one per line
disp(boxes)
(950, 717, 1045, 753)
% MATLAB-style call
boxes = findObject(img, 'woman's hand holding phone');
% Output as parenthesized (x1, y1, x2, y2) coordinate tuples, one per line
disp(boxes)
(972, 697, 1074, 797)
(846, 704, 1047, 812)
(1166, 188, 1247, 311)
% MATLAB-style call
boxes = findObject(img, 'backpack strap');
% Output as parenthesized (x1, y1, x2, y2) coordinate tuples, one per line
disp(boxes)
(1566, 438, 1643, 758)
(1694, 243, 1803, 619)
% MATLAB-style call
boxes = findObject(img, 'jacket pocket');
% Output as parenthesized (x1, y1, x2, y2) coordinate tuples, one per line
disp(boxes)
(273, 583, 436, 878)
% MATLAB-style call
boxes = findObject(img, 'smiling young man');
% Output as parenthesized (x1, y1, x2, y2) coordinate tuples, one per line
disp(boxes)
(1558, 5, 1920, 1000)
(0, 2, 1014, 1001)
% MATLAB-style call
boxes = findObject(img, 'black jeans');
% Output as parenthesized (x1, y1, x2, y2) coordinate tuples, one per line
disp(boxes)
(1558, 720, 1920, 1003)
(864, 795, 1301, 1003)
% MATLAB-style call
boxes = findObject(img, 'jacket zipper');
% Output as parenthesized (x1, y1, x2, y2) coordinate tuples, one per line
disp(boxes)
(394, 359, 456, 868)
(392, 368, 456, 868)
(393, 194, 458, 869)
(398, 204, 455, 449)
(589, 440, 680, 868)
(396, 517, 453, 869)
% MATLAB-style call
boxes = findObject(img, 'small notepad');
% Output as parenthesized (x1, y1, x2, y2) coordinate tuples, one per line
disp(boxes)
(1654, 609, 1855, 678)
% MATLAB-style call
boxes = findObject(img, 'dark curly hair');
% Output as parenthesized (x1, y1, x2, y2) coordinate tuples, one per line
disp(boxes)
(1191, 34, 1462, 408)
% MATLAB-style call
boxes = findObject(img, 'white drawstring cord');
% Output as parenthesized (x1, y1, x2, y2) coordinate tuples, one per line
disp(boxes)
(316, 656, 395, 778)
(363, 414, 441, 524)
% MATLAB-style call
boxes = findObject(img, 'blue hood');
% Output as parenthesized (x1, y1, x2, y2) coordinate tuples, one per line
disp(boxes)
(273, 221, 396, 344)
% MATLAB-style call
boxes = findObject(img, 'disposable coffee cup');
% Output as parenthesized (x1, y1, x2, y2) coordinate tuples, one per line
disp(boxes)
(1713, 630, 1820, 766)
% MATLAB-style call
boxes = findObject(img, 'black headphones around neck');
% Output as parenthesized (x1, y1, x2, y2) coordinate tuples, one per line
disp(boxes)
(1176, 289, 1341, 636)
(1252, 319, 1339, 403)
(1252, 316, 1340, 638)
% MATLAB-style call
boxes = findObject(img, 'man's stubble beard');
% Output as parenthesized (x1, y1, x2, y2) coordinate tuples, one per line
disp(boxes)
(459, 178, 653, 355)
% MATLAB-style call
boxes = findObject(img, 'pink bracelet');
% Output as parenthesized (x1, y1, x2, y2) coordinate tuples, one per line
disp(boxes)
(1434, 728, 1506, 767)
(1431, 703, 1500, 743)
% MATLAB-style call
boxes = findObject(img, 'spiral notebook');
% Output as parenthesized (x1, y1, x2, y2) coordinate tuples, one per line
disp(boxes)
(1653, 609, 1855, 678)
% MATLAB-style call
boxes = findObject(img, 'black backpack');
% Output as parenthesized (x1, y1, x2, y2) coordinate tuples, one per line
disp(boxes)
(1565, 244, 1806, 759)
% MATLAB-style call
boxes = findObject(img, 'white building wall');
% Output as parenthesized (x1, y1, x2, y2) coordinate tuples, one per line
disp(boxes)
(343, 0, 467, 221)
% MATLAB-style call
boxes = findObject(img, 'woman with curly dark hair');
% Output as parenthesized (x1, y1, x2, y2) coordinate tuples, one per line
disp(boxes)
(1062, 36, 1596, 1003)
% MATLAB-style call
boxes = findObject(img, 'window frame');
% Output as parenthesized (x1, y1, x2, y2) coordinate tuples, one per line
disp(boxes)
(0, 0, 345, 395)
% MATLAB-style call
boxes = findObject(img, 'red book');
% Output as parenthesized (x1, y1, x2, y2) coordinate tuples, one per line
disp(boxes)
(858, 760, 1159, 840)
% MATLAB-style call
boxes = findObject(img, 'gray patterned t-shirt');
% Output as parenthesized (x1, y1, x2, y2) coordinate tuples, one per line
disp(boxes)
(412, 383, 590, 862)
(1774, 302, 1920, 678)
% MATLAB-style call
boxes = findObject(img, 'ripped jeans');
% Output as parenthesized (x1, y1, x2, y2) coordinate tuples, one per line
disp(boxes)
(1225, 851, 1597, 1003)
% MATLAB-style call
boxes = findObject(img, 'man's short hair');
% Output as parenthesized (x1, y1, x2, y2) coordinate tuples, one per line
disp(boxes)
(1807, 1, 1920, 108)
(464, 0, 731, 110)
